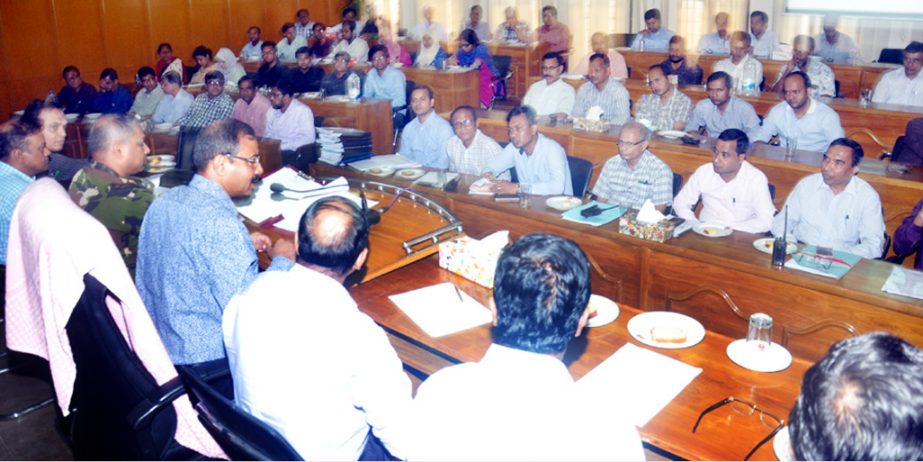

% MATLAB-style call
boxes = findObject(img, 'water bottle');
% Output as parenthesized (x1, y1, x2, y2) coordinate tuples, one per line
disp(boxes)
(346, 73, 361, 100)
(639, 37, 645, 52)
(741, 57, 757, 96)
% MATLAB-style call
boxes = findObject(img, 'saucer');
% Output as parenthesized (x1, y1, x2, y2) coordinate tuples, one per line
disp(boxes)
(586, 294, 619, 328)
(726, 339, 793, 372)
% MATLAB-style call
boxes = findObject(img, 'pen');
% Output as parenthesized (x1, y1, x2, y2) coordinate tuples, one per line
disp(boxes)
(453, 284, 465, 303)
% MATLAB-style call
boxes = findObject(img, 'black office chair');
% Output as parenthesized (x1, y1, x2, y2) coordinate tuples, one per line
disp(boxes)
(664, 172, 683, 215)
(489, 55, 514, 109)
(834, 79, 840, 98)
(392, 79, 416, 148)
(878, 48, 903, 64)
(180, 369, 303, 461)
(768, 183, 776, 202)
(567, 156, 593, 197)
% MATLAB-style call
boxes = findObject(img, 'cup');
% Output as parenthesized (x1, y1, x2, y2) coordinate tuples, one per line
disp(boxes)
(519, 183, 532, 208)
(746, 313, 773, 351)
(783, 137, 797, 161)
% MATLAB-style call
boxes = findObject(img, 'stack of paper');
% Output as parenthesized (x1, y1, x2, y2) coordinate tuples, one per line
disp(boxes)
(348, 154, 421, 172)
(317, 127, 373, 165)
(388, 283, 492, 337)
(882, 265, 923, 300)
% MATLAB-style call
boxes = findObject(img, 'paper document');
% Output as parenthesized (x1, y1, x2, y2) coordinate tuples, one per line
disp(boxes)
(784, 245, 861, 279)
(468, 177, 494, 196)
(561, 201, 625, 227)
(348, 155, 421, 171)
(388, 283, 492, 337)
(882, 265, 923, 300)
(577, 343, 702, 427)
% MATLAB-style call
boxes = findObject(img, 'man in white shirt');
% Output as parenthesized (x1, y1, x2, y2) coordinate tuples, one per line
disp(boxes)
(327, 20, 370, 65)
(523, 52, 575, 118)
(460, 4, 490, 41)
(770, 35, 836, 98)
(276, 22, 307, 62)
(772, 138, 885, 259)
(749, 11, 779, 59)
(410, 233, 644, 461)
(294, 8, 314, 40)
(411, 6, 447, 42)
(751, 72, 845, 152)
(399, 85, 453, 169)
(446, 105, 507, 179)
(151, 71, 193, 125)
(240, 26, 263, 60)
(713, 31, 763, 94)
(673, 129, 775, 233)
(265, 80, 316, 171)
(698, 12, 730, 55)
(225, 196, 412, 461)
(129, 66, 164, 118)
(873, 41, 923, 107)
(326, 7, 357, 35)
(815, 15, 860, 64)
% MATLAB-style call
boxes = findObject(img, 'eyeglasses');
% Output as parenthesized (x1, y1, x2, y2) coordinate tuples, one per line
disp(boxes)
(452, 119, 474, 128)
(617, 139, 644, 148)
(206, 80, 223, 86)
(223, 153, 261, 165)
(541, 64, 561, 71)
(692, 396, 784, 461)
(373, 55, 388, 61)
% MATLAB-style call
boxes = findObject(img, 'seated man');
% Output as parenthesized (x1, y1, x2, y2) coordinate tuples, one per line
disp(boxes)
(57, 65, 97, 114)
(69, 115, 153, 272)
(673, 129, 775, 233)
(225, 197, 412, 461)
(572, 32, 628, 79)
(893, 197, 923, 269)
(21, 99, 88, 185)
(294, 8, 314, 39)
(660, 36, 704, 85)
(815, 15, 861, 64)
(631, 8, 674, 52)
(137, 119, 293, 377)
(91, 68, 133, 114)
(231, 76, 271, 137)
(494, 6, 531, 44)
(320, 51, 365, 96)
(635, 64, 692, 131)
(129, 67, 164, 118)
(276, 22, 307, 62)
(751, 72, 844, 152)
(399, 85, 452, 169)
(522, 52, 575, 118)
(788, 333, 923, 460)
(152, 71, 193, 125)
(749, 10, 779, 59)
(898, 118, 923, 166)
(256, 41, 288, 89)
(461, 4, 490, 41)
(239, 26, 263, 60)
(535, 6, 570, 57)
(327, 20, 369, 65)
(772, 138, 884, 258)
(179, 71, 234, 129)
(873, 41, 923, 107)
(0, 122, 48, 265)
(290, 46, 325, 93)
(712, 31, 763, 94)
(266, 80, 317, 171)
(411, 233, 644, 461)
(363, 45, 406, 110)
(483, 105, 573, 196)
(591, 121, 673, 211)
(572, 53, 631, 125)
(697, 12, 730, 54)
(770, 35, 835, 97)
(685, 71, 760, 137)
(446, 105, 507, 179)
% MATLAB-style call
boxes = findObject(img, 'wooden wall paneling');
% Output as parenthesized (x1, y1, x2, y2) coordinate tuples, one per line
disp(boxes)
(227, 0, 264, 54)
(54, 0, 107, 81)
(148, 0, 192, 64)
(263, 0, 298, 42)
(101, 0, 152, 83)
(1, 0, 63, 114)
(188, 0, 231, 55)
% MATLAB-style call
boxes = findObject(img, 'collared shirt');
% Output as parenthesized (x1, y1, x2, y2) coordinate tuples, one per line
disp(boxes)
(893, 198, 923, 270)
(363, 66, 406, 108)
(256, 62, 288, 89)
(659, 59, 704, 85)
(137, 174, 292, 364)
(591, 150, 673, 208)
(572, 49, 629, 79)
(750, 30, 779, 59)
(485, 134, 573, 195)
(752, 98, 845, 152)
(523, 78, 576, 116)
(152, 89, 194, 124)
(461, 21, 491, 41)
(697, 32, 730, 54)
(224, 264, 412, 461)
(0, 161, 33, 265)
(294, 21, 314, 39)
(712, 55, 764, 94)
(265, 99, 316, 151)
(447, 130, 508, 180)
(68, 161, 155, 270)
(409, 343, 645, 461)
(630, 27, 675, 52)
(179, 92, 234, 128)
(231, 93, 272, 137)
(495, 21, 531, 43)
(635, 88, 693, 132)
(412, 21, 447, 42)
(772, 172, 885, 259)
(399, 112, 453, 169)
(873, 68, 923, 107)
(240, 40, 263, 60)
(129, 85, 164, 117)
(92, 86, 133, 114)
(276, 36, 307, 62)
(320, 69, 365, 97)
(674, 160, 775, 233)
(329, 37, 370, 64)
(289, 66, 325, 93)
(572, 78, 631, 124)
(536, 22, 570, 53)
(58, 83, 97, 114)
(774, 57, 836, 97)
(685, 96, 761, 138)
(814, 32, 860, 64)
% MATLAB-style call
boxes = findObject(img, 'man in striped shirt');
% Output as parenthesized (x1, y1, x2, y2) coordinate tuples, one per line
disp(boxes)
(572, 53, 631, 125)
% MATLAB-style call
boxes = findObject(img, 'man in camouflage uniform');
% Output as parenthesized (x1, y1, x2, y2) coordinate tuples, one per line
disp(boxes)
(69, 114, 154, 272)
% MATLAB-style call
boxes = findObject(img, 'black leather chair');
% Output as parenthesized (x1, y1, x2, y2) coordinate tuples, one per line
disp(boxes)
(490, 55, 514, 109)
(180, 368, 303, 461)
(392, 80, 416, 148)
(567, 156, 593, 197)
(878, 48, 903, 64)
(664, 173, 683, 215)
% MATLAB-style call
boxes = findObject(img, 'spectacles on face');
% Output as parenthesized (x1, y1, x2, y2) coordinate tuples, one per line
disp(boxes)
(223, 153, 262, 165)
(206, 80, 223, 87)
(373, 54, 388, 62)
(692, 396, 784, 461)
(617, 139, 643, 148)
(452, 119, 474, 128)
(541, 64, 561, 71)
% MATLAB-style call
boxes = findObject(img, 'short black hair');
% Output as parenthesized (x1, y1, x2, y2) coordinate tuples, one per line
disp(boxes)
(459, 29, 480, 47)
(905, 41, 923, 54)
(506, 105, 537, 125)
(412, 84, 434, 100)
(789, 333, 923, 461)
(21, 99, 62, 128)
(342, 19, 356, 33)
(137, 66, 156, 80)
(238, 75, 256, 88)
(492, 233, 591, 354)
(829, 137, 865, 166)
(644, 8, 661, 21)
(62, 65, 79, 79)
(157, 42, 172, 54)
(750, 10, 769, 23)
(589, 52, 610, 68)
(342, 6, 357, 18)
(281, 22, 295, 34)
(730, 30, 751, 46)
(784, 70, 812, 90)
(193, 45, 213, 59)
(204, 70, 225, 85)
(450, 105, 478, 123)
(542, 5, 557, 16)
(541, 51, 565, 67)
(193, 119, 256, 171)
(262, 40, 277, 50)
(296, 196, 370, 275)
(272, 79, 295, 97)
(368, 43, 389, 61)
(0, 121, 41, 162)
(707, 71, 732, 88)
(669, 35, 685, 47)
(295, 46, 311, 58)
(716, 128, 750, 154)
(99, 68, 118, 81)
(248, 26, 261, 34)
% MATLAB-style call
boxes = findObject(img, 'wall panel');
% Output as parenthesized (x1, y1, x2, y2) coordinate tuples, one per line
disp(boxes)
(101, 0, 151, 82)
(148, 0, 193, 66)
(188, 0, 231, 52)
(54, 0, 107, 80)
(227, 0, 265, 54)
(2, 1, 60, 81)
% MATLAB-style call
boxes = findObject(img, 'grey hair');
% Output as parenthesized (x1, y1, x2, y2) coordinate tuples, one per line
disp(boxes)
(161, 71, 182, 85)
(87, 114, 141, 159)
(193, 119, 256, 172)
(620, 121, 651, 141)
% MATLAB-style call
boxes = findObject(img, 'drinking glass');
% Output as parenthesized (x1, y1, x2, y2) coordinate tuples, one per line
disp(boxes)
(519, 184, 532, 208)
(747, 313, 773, 351)
(860, 88, 872, 106)
(783, 137, 797, 161)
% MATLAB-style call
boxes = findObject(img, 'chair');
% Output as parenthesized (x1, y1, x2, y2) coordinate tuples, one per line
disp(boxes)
(176, 126, 203, 171)
(567, 156, 593, 197)
(489, 55, 514, 110)
(834, 79, 840, 98)
(781, 320, 858, 363)
(180, 369, 303, 461)
(392, 79, 416, 148)
(664, 173, 683, 216)
(768, 183, 776, 202)
(878, 48, 904, 64)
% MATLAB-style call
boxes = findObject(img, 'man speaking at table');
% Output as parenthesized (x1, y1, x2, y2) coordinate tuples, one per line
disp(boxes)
(410, 233, 643, 460)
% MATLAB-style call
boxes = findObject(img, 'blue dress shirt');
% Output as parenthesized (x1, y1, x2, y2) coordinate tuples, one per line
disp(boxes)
(685, 96, 761, 138)
(136, 175, 292, 365)
(0, 161, 33, 265)
(363, 66, 407, 109)
(630, 28, 675, 52)
(485, 134, 573, 195)
(399, 112, 453, 168)
(91, 86, 133, 114)
(751, 98, 844, 153)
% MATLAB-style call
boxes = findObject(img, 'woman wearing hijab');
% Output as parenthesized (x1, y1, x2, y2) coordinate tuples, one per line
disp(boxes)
(214, 48, 246, 86)
(451, 29, 498, 108)
(415, 31, 447, 69)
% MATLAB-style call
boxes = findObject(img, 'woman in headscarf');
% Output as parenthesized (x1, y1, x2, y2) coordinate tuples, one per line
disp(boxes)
(415, 31, 446, 69)
(214, 48, 246, 86)
(451, 29, 498, 108)
(377, 20, 411, 66)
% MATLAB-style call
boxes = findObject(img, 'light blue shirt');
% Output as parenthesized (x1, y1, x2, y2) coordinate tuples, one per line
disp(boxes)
(362, 66, 406, 109)
(697, 32, 730, 55)
(751, 98, 844, 152)
(152, 89, 194, 124)
(772, 173, 884, 259)
(630, 28, 675, 52)
(137, 175, 292, 364)
(0, 161, 33, 265)
(240, 40, 264, 60)
(485, 134, 573, 195)
(398, 112, 453, 168)
(685, 96, 761, 138)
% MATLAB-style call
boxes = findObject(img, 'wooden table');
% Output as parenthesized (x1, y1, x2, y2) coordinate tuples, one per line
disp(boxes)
(349, 255, 809, 461)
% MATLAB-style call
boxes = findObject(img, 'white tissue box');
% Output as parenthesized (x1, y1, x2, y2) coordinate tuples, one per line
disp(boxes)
(619, 210, 678, 243)
(438, 236, 504, 288)
(572, 117, 610, 133)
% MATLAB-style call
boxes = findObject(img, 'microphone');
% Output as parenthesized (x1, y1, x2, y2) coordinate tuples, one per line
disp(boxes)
(360, 191, 381, 226)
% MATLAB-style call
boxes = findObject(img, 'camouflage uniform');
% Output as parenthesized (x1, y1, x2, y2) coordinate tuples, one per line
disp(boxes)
(69, 161, 155, 271)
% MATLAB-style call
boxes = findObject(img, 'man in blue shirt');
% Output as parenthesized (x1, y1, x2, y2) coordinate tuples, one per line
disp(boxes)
(398, 85, 453, 168)
(91, 68, 133, 114)
(630, 9, 674, 52)
(0, 122, 48, 265)
(136, 119, 294, 386)
(363, 44, 406, 110)
(685, 71, 760, 137)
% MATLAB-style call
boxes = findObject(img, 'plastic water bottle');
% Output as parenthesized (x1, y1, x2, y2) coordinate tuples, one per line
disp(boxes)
(346, 73, 361, 100)
(741, 57, 757, 96)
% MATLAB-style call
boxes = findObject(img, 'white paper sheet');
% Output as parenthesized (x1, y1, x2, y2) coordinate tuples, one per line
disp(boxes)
(882, 265, 923, 300)
(388, 283, 493, 338)
(576, 343, 702, 427)
(348, 155, 421, 171)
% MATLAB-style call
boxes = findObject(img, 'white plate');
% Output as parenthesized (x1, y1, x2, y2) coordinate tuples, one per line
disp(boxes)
(562, 73, 586, 80)
(83, 112, 102, 120)
(752, 238, 797, 255)
(13, 110, 24, 116)
(147, 154, 175, 165)
(657, 130, 686, 139)
(726, 339, 793, 372)
(395, 168, 425, 180)
(64, 113, 80, 122)
(627, 311, 706, 349)
(773, 426, 794, 462)
(546, 196, 582, 211)
(152, 123, 174, 132)
(693, 223, 733, 238)
(586, 294, 619, 328)
(146, 164, 175, 174)
(366, 166, 395, 177)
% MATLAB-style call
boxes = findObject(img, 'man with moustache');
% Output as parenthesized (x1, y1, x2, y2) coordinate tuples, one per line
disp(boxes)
(697, 12, 730, 55)
(685, 71, 760, 137)
(770, 35, 835, 97)
(265, 80, 317, 170)
(635, 64, 692, 131)
(240, 26, 263, 61)
(572, 53, 631, 124)
(21, 99, 89, 185)
(522, 52, 575, 118)
(712, 31, 763, 94)
(0, 121, 49, 266)
(873, 41, 923, 107)
(231, 76, 271, 137)
(659, 35, 703, 85)
(129, 67, 164, 118)
(446, 105, 507, 179)
(289, 47, 325, 93)
(752, 71, 844, 152)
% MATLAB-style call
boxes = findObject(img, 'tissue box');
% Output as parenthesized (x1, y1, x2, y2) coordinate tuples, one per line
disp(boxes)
(572, 117, 610, 133)
(438, 236, 502, 288)
(618, 210, 678, 242)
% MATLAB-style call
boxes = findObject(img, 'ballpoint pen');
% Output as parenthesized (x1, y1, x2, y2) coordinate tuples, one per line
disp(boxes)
(453, 284, 465, 303)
